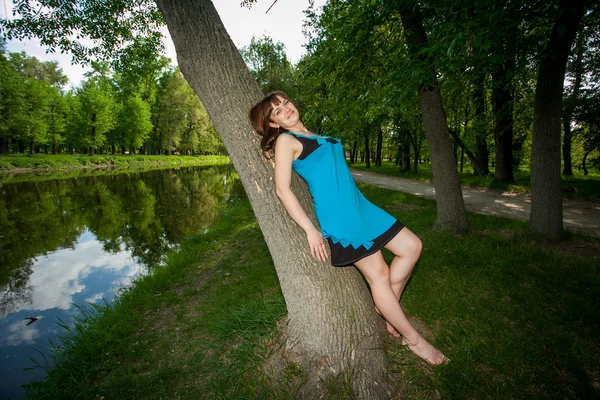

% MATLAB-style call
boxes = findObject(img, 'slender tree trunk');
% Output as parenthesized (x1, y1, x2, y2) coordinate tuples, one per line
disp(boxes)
(364, 133, 371, 168)
(530, 0, 585, 241)
(350, 139, 357, 164)
(89, 113, 96, 157)
(491, 59, 516, 183)
(155, 1, 389, 397)
(401, 139, 410, 172)
(375, 125, 383, 166)
(582, 149, 591, 175)
(562, 29, 584, 175)
(399, 3, 467, 232)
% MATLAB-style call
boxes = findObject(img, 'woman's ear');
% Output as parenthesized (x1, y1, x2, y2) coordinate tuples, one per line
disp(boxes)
(268, 121, 279, 129)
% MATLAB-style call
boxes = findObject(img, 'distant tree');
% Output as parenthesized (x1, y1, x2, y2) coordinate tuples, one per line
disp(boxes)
(77, 77, 118, 156)
(240, 35, 296, 96)
(119, 94, 153, 153)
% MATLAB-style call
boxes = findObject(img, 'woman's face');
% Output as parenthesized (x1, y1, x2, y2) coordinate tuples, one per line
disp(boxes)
(269, 96, 300, 130)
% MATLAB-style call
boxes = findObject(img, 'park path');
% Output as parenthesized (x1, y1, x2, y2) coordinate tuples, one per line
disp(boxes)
(350, 168, 600, 238)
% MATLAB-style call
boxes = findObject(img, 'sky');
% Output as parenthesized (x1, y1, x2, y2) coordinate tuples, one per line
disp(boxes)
(2, 0, 327, 87)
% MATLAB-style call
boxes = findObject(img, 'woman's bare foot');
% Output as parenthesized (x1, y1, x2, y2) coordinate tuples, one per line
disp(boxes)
(403, 336, 448, 365)
(374, 306, 401, 338)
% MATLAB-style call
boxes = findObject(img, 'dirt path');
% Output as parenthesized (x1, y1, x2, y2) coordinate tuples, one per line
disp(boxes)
(350, 168, 600, 238)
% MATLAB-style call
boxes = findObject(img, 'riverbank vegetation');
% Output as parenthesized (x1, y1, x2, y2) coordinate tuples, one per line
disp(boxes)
(25, 185, 599, 399)
(0, 46, 225, 157)
(0, 153, 229, 172)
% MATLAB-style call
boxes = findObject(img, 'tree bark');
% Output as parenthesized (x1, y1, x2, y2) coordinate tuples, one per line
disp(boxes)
(89, 113, 96, 157)
(401, 139, 410, 172)
(491, 59, 516, 183)
(375, 125, 383, 166)
(154, 0, 388, 397)
(562, 29, 584, 175)
(399, 4, 467, 232)
(473, 75, 490, 176)
(530, 0, 585, 242)
(364, 133, 371, 168)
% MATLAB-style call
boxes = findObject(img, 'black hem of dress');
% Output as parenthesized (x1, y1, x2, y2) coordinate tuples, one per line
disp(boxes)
(328, 220, 405, 267)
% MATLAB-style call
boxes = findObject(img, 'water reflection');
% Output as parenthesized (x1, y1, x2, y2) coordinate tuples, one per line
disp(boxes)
(0, 165, 239, 399)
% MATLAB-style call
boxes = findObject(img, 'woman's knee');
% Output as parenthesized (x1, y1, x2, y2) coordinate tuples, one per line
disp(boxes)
(387, 229, 422, 259)
(355, 253, 390, 285)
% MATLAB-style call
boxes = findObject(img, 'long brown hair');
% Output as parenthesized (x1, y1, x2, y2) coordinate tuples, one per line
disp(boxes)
(248, 91, 293, 159)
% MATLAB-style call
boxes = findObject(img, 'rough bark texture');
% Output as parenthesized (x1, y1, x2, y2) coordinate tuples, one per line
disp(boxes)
(154, 1, 389, 397)
(399, 5, 468, 232)
(530, 0, 585, 241)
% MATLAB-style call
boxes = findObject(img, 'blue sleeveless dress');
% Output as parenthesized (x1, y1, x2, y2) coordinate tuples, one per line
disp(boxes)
(282, 132, 404, 266)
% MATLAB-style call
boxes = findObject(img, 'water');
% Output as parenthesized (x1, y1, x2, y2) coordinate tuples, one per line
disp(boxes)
(0, 165, 239, 399)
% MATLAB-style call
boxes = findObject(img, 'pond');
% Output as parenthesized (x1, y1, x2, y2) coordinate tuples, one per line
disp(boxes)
(0, 165, 240, 399)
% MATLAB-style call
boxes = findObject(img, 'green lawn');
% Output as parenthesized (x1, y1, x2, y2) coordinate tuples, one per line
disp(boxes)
(0, 154, 229, 171)
(350, 160, 600, 200)
(25, 186, 599, 399)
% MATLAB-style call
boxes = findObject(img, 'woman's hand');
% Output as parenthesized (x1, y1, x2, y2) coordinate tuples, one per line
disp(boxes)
(306, 228, 329, 262)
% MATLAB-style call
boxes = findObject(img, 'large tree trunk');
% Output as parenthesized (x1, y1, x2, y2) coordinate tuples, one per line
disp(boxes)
(399, 4, 467, 232)
(155, 1, 388, 397)
(562, 29, 584, 176)
(530, 0, 585, 242)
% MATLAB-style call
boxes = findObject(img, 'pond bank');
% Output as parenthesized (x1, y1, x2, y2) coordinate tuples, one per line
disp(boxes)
(0, 155, 230, 183)
(0, 154, 229, 173)
(23, 185, 600, 399)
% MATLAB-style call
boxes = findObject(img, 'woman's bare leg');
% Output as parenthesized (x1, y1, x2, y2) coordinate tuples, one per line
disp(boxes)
(355, 250, 446, 365)
(375, 228, 423, 337)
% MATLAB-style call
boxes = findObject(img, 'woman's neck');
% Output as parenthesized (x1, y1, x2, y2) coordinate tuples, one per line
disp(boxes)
(287, 123, 311, 135)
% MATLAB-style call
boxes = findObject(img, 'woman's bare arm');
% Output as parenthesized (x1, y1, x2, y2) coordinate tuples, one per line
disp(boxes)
(274, 135, 329, 261)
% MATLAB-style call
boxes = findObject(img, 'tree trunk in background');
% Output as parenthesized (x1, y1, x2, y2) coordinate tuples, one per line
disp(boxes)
(375, 125, 383, 166)
(89, 113, 96, 156)
(562, 29, 584, 176)
(399, 4, 467, 232)
(401, 139, 410, 172)
(582, 150, 591, 175)
(473, 75, 490, 175)
(155, 1, 388, 397)
(491, 58, 516, 184)
(530, 0, 585, 242)
(364, 133, 371, 168)
(350, 139, 357, 163)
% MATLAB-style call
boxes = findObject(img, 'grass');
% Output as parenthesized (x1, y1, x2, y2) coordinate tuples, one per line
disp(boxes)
(0, 154, 231, 184)
(0, 154, 229, 171)
(24, 185, 599, 399)
(350, 160, 600, 200)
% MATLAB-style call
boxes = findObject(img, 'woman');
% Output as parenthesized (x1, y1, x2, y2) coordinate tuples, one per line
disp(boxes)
(249, 91, 447, 365)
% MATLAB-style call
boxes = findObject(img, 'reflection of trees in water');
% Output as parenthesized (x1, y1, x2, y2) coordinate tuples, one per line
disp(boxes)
(0, 165, 236, 314)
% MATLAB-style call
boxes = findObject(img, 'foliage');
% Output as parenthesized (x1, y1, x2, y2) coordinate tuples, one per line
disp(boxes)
(0, 46, 223, 156)
(240, 35, 296, 96)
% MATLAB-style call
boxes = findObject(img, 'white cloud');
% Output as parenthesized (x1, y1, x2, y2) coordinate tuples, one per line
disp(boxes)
(19, 230, 141, 312)
(0, 319, 42, 347)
